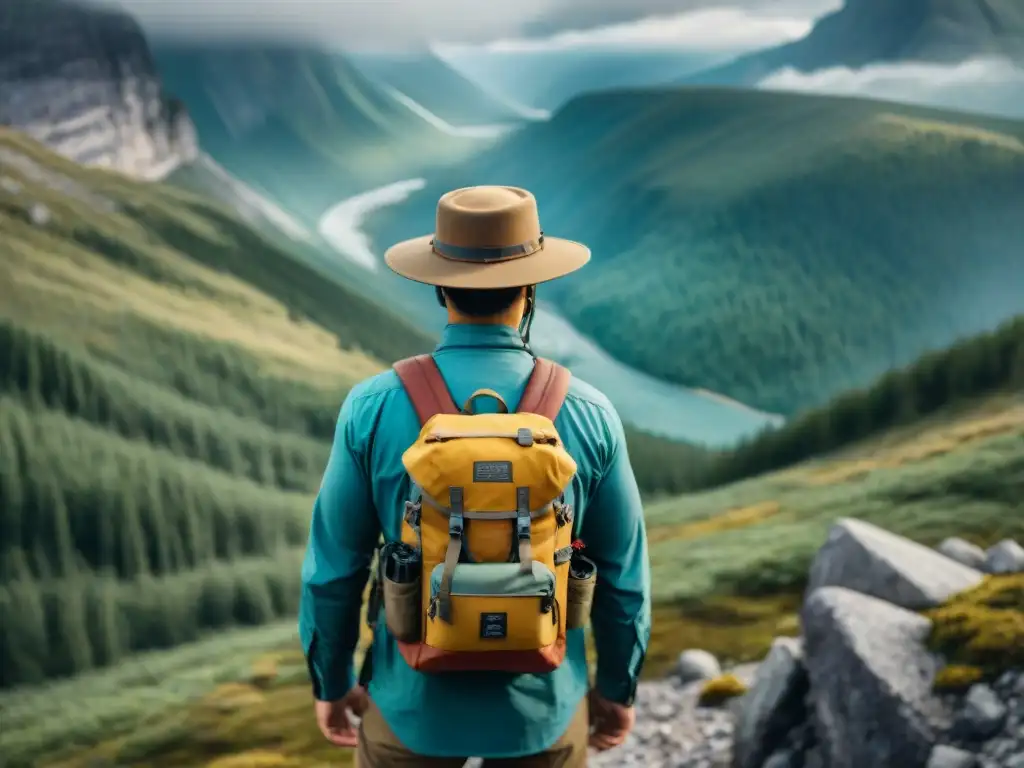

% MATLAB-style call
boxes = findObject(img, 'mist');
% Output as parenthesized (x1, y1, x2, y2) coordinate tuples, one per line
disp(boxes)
(759, 57, 1024, 120)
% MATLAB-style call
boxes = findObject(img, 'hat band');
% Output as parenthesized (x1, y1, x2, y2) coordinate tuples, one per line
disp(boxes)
(431, 234, 544, 263)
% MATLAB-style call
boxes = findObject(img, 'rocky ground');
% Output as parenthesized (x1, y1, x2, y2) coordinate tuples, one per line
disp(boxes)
(580, 521, 1024, 768)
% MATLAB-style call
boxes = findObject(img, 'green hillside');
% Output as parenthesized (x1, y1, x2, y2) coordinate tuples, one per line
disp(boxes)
(348, 51, 529, 126)
(368, 87, 1024, 415)
(683, 0, 1024, 86)
(0, 129, 709, 690)
(0, 126, 429, 688)
(150, 42, 493, 222)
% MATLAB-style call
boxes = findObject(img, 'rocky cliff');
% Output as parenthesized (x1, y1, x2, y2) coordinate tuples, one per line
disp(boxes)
(0, 0, 198, 181)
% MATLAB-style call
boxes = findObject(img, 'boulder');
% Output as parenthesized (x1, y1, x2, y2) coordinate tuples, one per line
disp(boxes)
(802, 586, 952, 768)
(807, 518, 984, 610)
(677, 649, 721, 684)
(983, 539, 1024, 574)
(937, 538, 987, 570)
(926, 745, 978, 768)
(733, 637, 809, 768)
(29, 202, 51, 226)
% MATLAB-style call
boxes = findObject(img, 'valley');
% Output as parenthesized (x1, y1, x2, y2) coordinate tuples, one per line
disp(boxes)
(316, 177, 783, 445)
(368, 87, 1024, 416)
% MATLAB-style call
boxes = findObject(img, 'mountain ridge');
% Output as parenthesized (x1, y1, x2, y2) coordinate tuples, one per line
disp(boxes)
(682, 0, 1024, 86)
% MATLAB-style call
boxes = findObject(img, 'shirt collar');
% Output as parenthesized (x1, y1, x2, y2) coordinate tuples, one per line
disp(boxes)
(435, 323, 529, 352)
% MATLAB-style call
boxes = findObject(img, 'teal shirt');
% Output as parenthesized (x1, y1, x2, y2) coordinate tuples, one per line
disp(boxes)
(299, 323, 651, 758)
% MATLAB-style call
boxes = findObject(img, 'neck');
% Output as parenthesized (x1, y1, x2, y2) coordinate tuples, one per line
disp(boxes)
(446, 292, 528, 328)
(447, 307, 524, 328)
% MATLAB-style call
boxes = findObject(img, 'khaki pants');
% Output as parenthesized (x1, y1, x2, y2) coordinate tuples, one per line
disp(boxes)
(356, 698, 589, 767)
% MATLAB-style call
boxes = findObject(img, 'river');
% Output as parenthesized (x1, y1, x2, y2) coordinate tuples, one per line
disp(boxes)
(318, 179, 784, 447)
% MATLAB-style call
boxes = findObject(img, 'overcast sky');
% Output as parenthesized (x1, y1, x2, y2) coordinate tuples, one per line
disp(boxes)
(84, 0, 842, 51)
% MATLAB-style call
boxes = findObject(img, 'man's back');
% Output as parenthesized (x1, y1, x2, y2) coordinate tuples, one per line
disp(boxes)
(301, 322, 651, 759)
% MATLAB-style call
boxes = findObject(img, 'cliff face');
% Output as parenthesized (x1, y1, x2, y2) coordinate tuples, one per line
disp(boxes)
(0, 0, 198, 181)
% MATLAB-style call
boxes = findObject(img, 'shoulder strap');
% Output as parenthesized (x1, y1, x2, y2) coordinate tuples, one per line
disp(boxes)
(517, 358, 571, 421)
(393, 354, 459, 426)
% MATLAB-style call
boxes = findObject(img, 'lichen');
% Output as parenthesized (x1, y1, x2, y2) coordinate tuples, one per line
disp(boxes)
(923, 573, 1024, 680)
(697, 673, 749, 707)
(932, 664, 985, 692)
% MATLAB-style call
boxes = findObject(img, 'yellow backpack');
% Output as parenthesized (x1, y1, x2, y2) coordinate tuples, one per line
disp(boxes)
(380, 354, 579, 674)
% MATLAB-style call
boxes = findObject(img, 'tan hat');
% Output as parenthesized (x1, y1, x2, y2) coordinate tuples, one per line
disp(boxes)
(384, 185, 590, 289)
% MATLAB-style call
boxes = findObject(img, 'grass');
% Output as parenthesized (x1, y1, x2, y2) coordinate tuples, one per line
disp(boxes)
(369, 87, 1024, 415)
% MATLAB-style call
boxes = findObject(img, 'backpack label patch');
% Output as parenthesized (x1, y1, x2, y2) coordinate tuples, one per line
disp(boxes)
(480, 612, 508, 639)
(473, 460, 513, 483)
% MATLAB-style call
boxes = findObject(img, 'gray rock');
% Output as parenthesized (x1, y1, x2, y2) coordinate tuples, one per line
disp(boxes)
(926, 745, 978, 768)
(29, 202, 51, 226)
(678, 649, 722, 684)
(802, 586, 952, 768)
(807, 518, 985, 610)
(937, 538, 987, 570)
(955, 684, 1008, 741)
(733, 637, 809, 768)
(1005, 754, 1024, 768)
(983, 539, 1024, 574)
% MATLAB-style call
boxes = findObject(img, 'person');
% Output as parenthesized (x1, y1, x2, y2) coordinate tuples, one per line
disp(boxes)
(299, 185, 651, 767)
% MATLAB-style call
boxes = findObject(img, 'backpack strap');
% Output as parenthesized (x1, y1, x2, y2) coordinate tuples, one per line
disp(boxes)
(393, 354, 459, 426)
(518, 357, 571, 420)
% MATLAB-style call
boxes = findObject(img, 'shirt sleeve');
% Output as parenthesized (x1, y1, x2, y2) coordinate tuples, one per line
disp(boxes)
(298, 389, 381, 701)
(580, 404, 652, 706)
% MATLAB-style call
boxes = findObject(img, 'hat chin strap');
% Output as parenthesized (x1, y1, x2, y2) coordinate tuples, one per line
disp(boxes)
(520, 286, 537, 353)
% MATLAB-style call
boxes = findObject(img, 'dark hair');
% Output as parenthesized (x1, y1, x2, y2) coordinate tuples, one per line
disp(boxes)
(441, 286, 526, 318)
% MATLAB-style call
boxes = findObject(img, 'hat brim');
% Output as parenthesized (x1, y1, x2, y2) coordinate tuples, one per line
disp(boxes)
(384, 234, 591, 289)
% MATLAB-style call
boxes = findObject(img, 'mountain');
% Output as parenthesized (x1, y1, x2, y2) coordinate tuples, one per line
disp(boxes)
(437, 46, 720, 113)
(683, 0, 1024, 86)
(348, 51, 532, 128)
(150, 41, 494, 222)
(366, 87, 1024, 415)
(0, 0, 198, 180)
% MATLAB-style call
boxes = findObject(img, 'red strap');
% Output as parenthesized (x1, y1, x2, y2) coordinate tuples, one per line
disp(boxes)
(517, 358, 571, 421)
(393, 355, 459, 426)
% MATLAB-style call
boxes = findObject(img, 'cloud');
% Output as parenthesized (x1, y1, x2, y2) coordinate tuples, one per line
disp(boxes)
(451, 8, 817, 54)
(82, 0, 553, 49)
(82, 0, 838, 50)
(759, 58, 1024, 119)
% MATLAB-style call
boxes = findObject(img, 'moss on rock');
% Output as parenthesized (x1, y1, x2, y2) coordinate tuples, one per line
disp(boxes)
(932, 664, 985, 692)
(924, 573, 1024, 681)
(697, 674, 749, 707)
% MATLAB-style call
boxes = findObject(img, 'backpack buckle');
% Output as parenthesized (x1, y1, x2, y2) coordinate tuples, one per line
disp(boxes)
(449, 513, 464, 538)
(516, 427, 534, 447)
(516, 512, 531, 540)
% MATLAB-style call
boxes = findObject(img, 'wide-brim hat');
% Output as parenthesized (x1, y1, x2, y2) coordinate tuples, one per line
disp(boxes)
(384, 185, 590, 289)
